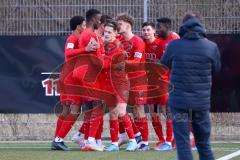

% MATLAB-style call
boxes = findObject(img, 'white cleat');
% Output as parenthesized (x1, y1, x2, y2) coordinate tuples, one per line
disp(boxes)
(71, 132, 84, 147)
(82, 141, 104, 151)
(119, 138, 129, 146)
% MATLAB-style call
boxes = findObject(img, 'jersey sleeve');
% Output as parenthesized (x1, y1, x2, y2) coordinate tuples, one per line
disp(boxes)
(128, 40, 145, 63)
(65, 48, 86, 58)
(172, 32, 180, 40)
(65, 36, 85, 59)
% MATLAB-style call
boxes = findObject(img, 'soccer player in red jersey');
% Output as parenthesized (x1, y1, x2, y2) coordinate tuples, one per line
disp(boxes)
(116, 14, 149, 151)
(154, 17, 180, 151)
(156, 17, 180, 52)
(71, 14, 112, 149)
(91, 15, 113, 147)
(97, 15, 112, 36)
(76, 9, 107, 152)
(142, 21, 172, 150)
(142, 22, 164, 63)
(97, 20, 138, 151)
(52, 16, 98, 151)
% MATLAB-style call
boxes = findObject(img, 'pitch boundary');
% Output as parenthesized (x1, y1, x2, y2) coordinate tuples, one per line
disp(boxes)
(216, 150, 240, 160)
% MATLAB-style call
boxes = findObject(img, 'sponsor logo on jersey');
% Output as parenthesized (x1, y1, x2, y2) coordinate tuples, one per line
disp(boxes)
(121, 41, 133, 51)
(104, 43, 116, 55)
(134, 52, 143, 58)
(152, 45, 158, 50)
(146, 52, 157, 61)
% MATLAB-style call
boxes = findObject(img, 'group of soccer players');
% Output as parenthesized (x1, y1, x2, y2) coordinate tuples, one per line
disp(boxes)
(51, 9, 194, 152)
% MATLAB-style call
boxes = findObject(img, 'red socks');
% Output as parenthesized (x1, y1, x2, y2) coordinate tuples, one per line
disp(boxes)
(54, 115, 65, 137)
(79, 121, 85, 134)
(130, 116, 140, 135)
(57, 113, 78, 138)
(135, 116, 149, 142)
(88, 107, 103, 138)
(83, 111, 92, 140)
(118, 121, 125, 134)
(166, 119, 173, 142)
(95, 116, 103, 140)
(152, 115, 165, 142)
(109, 120, 119, 142)
(119, 114, 135, 139)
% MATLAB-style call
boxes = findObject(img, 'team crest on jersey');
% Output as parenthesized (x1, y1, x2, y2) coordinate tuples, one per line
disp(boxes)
(104, 43, 116, 55)
(152, 45, 158, 50)
(121, 41, 133, 51)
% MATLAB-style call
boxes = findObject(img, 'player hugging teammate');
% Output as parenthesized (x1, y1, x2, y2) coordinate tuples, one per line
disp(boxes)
(52, 9, 182, 152)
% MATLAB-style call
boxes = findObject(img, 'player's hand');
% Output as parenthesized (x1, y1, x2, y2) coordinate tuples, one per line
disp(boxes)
(85, 38, 100, 52)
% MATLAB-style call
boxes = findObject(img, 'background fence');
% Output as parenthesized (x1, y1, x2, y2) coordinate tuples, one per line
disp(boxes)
(0, 0, 240, 35)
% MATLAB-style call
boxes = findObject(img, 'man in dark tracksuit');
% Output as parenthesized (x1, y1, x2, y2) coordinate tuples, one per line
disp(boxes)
(160, 14, 221, 160)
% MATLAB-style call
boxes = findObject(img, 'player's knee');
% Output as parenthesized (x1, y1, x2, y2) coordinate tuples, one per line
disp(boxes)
(136, 105, 146, 118)
(110, 109, 118, 119)
(150, 112, 157, 118)
(118, 109, 126, 117)
(60, 106, 71, 117)
(70, 104, 80, 115)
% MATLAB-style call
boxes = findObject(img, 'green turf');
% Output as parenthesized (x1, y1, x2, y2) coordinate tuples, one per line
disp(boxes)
(0, 143, 239, 160)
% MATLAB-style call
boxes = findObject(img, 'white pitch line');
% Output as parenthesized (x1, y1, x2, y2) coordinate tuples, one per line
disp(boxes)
(41, 72, 60, 75)
(217, 150, 240, 160)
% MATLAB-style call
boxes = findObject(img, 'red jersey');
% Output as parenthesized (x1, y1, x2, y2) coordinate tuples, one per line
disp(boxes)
(120, 35, 146, 63)
(60, 33, 84, 105)
(147, 32, 179, 105)
(102, 39, 126, 85)
(159, 32, 180, 52)
(63, 33, 83, 85)
(64, 33, 85, 61)
(74, 28, 105, 81)
(78, 28, 104, 57)
(100, 39, 129, 104)
(145, 38, 164, 63)
(120, 35, 147, 105)
(75, 28, 105, 101)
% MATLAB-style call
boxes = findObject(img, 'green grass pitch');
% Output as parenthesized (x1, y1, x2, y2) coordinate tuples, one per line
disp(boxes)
(0, 142, 239, 160)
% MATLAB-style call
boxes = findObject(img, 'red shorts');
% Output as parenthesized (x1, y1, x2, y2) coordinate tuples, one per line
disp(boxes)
(60, 94, 83, 105)
(147, 94, 168, 106)
(128, 71, 148, 105)
(59, 73, 83, 105)
(128, 85, 148, 105)
(89, 70, 129, 107)
(146, 73, 170, 105)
